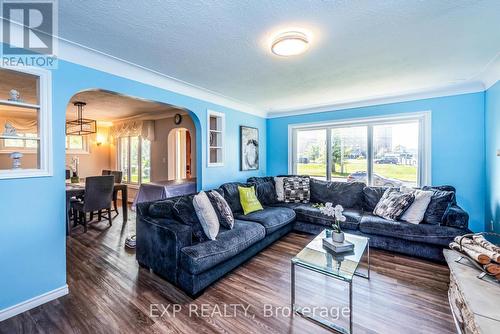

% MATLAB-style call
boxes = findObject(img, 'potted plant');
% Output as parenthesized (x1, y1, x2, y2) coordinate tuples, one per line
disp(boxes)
(320, 203, 346, 243)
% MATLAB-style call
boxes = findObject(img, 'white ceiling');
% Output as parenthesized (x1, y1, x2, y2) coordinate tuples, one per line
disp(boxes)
(58, 0, 500, 115)
(67, 90, 185, 122)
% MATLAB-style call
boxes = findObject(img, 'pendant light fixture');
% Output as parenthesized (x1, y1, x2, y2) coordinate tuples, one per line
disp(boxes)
(66, 101, 97, 135)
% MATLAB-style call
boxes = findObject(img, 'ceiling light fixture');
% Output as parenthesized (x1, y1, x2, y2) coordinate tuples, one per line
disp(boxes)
(66, 102, 97, 135)
(271, 31, 310, 57)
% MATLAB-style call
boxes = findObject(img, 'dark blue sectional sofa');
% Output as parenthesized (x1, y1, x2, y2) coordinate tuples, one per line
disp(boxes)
(136, 176, 470, 297)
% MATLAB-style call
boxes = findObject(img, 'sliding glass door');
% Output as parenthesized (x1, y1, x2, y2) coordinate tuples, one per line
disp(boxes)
(291, 114, 429, 187)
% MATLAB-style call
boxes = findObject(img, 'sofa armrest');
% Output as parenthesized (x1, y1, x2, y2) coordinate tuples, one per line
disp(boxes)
(442, 205, 469, 230)
(136, 201, 154, 216)
(136, 215, 192, 284)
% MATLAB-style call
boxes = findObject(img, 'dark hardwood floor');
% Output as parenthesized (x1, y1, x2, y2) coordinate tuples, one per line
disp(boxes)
(0, 207, 456, 334)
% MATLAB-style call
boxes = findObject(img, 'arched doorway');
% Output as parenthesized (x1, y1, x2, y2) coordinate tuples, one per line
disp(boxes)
(167, 127, 192, 180)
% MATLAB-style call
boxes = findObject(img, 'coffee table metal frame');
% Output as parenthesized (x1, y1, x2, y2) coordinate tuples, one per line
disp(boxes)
(291, 232, 370, 334)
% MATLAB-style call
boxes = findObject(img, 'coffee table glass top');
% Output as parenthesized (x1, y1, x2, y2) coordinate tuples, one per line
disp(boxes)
(292, 230, 369, 281)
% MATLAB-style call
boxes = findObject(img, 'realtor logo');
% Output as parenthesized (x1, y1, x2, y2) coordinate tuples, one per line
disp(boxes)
(1, 0, 58, 67)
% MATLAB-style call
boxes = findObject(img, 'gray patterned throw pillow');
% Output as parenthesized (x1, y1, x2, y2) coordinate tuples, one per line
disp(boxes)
(373, 188, 415, 221)
(283, 176, 310, 203)
(207, 190, 234, 229)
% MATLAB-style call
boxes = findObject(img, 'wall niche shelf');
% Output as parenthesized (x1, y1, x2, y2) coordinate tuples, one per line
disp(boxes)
(0, 99, 40, 110)
(0, 66, 52, 179)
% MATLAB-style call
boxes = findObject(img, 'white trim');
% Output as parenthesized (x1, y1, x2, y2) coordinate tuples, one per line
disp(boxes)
(207, 110, 225, 167)
(288, 111, 431, 186)
(0, 285, 68, 322)
(267, 81, 484, 118)
(472, 51, 500, 90)
(0, 66, 53, 180)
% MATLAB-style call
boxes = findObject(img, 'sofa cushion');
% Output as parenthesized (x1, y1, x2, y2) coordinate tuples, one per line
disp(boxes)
(247, 177, 277, 206)
(220, 182, 251, 214)
(422, 185, 457, 203)
(180, 220, 265, 275)
(294, 204, 361, 230)
(400, 189, 433, 224)
(238, 185, 264, 215)
(363, 186, 388, 212)
(310, 179, 365, 209)
(255, 179, 278, 205)
(148, 198, 175, 218)
(423, 189, 455, 224)
(373, 188, 415, 221)
(169, 195, 208, 243)
(193, 191, 219, 240)
(283, 176, 310, 203)
(247, 176, 275, 184)
(267, 202, 303, 210)
(359, 213, 465, 246)
(207, 190, 234, 229)
(236, 207, 296, 234)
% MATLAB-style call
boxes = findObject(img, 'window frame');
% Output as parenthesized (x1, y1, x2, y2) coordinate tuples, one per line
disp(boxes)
(117, 135, 151, 185)
(0, 132, 39, 153)
(0, 66, 52, 179)
(207, 110, 225, 167)
(65, 135, 89, 154)
(288, 111, 431, 187)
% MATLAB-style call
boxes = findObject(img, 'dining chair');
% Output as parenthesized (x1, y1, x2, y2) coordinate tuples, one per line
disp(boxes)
(102, 170, 123, 215)
(71, 175, 115, 232)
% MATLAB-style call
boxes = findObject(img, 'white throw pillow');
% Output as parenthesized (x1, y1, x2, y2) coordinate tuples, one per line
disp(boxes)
(193, 191, 220, 240)
(401, 189, 434, 224)
(274, 177, 285, 202)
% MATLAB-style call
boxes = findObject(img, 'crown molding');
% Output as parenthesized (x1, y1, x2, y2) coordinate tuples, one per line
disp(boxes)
(56, 37, 267, 118)
(482, 63, 500, 90)
(266, 81, 486, 118)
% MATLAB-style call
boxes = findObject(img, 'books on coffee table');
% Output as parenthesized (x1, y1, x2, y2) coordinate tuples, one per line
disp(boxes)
(322, 237, 354, 253)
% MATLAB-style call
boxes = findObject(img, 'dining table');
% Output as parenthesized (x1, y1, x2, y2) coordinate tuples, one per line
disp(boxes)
(65, 182, 128, 235)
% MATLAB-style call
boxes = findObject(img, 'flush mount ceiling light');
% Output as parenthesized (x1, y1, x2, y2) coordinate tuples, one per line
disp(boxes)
(271, 31, 310, 57)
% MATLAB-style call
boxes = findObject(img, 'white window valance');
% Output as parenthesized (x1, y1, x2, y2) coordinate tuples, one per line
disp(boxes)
(0, 117, 38, 134)
(110, 120, 155, 141)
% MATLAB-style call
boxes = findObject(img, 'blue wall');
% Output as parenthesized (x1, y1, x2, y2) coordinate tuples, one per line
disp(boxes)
(0, 60, 266, 311)
(267, 92, 486, 232)
(486, 81, 500, 233)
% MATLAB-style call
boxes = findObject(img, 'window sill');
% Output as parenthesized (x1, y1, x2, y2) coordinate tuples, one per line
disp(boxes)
(208, 163, 224, 168)
(0, 149, 37, 154)
(65, 150, 90, 155)
(0, 168, 52, 180)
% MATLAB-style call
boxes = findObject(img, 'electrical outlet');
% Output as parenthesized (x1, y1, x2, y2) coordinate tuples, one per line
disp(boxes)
(490, 220, 495, 231)
(497, 149, 500, 156)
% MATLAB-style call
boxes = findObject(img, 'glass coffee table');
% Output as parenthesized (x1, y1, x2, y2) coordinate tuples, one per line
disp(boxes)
(291, 230, 370, 334)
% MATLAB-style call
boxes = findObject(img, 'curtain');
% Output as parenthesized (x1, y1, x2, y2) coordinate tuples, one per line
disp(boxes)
(0, 118, 38, 134)
(110, 120, 155, 141)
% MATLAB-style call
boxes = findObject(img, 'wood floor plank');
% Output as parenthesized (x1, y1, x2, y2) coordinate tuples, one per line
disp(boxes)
(0, 208, 456, 334)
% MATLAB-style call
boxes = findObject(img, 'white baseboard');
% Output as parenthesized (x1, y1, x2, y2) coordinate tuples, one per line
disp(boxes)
(0, 285, 69, 322)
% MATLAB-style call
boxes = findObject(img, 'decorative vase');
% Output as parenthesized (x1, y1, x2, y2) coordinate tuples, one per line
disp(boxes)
(325, 229, 332, 238)
(9, 151, 23, 169)
(332, 231, 345, 243)
(9, 89, 20, 101)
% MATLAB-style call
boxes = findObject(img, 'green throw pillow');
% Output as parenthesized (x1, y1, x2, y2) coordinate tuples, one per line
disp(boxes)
(238, 186, 263, 215)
